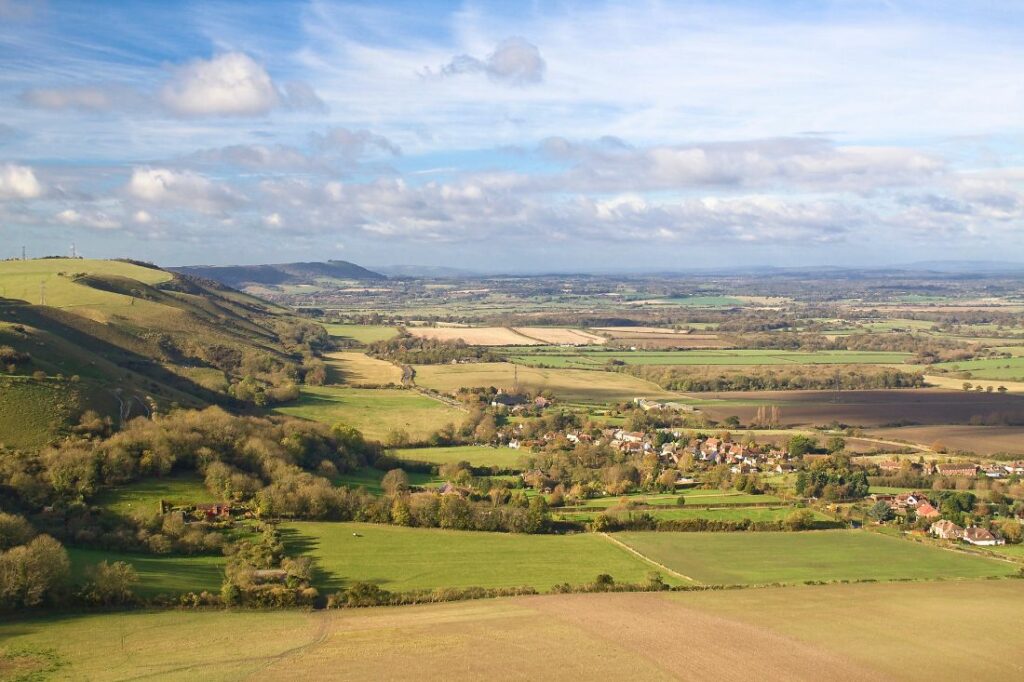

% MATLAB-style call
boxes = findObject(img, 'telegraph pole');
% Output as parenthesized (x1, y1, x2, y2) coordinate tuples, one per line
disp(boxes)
(40, 281, 46, 306)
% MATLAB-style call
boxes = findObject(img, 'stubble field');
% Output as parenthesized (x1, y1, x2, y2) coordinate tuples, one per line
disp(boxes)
(5, 581, 1023, 680)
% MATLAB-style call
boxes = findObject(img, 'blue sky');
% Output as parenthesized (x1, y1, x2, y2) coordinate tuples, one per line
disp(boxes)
(1, 0, 1024, 271)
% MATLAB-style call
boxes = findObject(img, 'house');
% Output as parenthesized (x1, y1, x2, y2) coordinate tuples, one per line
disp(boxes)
(194, 502, 231, 521)
(914, 501, 941, 520)
(1004, 462, 1024, 476)
(879, 460, 904, 473)
(981, 465, 1005, 479)
(615, 430, 646, 444)
(437, 482, 466, 496)
(934, 463, 978, 477)
(930, 519, 964, 540)
(962, 526, 1004, 546)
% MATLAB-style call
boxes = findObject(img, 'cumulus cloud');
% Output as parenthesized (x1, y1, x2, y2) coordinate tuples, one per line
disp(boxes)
(158, 52, 324, 117)
(429, 37, 546, 86)
(55, 208, 120, 230)
(159, 53, 282, 117)
(127, 167, 241, 213)
(0, 163, 42, 199)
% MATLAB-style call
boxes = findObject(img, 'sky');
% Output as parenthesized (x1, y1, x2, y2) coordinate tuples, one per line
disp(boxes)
(1, 0, 1024, 272)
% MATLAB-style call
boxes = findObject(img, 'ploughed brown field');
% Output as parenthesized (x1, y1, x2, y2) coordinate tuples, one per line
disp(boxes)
(868, 424, 1024, 456)
(695, 389, 1024, 427)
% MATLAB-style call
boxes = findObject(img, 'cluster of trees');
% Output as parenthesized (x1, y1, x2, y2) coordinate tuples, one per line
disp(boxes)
(0, 512, 142, 610)
(367, 335, 501, 365)
(221, 525, 319, 607)
(794, 455, 870, 501)
(0, 408, 381, 551)
(618, 364, 924, 392)
(591, 508, 824, 533)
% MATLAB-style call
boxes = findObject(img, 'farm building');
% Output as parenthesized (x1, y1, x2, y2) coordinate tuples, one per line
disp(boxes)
(930, 520, 964, 540)
(934, 463, 979, 477)
(962, 527, 1004, 546)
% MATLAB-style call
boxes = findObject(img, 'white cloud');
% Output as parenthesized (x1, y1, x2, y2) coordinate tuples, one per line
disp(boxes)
(55, 207, 120, 230)
(429, 37, 546, 86)
(133, 209, 153, 224)
(152, 53, 323, 118)
(127, 167, 241, 213)
(0, 163, 42, 199)
(263, 212, 282, 227)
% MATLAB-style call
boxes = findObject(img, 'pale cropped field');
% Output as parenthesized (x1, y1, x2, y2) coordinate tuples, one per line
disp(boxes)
(406, 326, 542, 345)
(5, 582, 1023, 680)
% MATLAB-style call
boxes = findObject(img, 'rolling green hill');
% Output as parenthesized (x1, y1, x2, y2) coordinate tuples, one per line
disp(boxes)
(0, 258, 323, 447)
(173, 259, 386, 288)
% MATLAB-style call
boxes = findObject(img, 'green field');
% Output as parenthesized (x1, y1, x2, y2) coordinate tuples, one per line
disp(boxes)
(323, 323, 400, 344)
(92, 472, 218, 518)
(283, 521, 670, 591)
(391, 445, 526, 469)
(932, 356, 1024, 380)
(67, 548, 225, 597)
(412, 362, 679, 403)
(614, 530, 1017, 585)
(508, 349, 911, 368)
(334, 466, 442, 494)
(274, 386, 463, 442)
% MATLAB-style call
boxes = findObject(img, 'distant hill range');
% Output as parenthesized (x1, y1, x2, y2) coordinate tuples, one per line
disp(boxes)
(172, 260, 387, 287)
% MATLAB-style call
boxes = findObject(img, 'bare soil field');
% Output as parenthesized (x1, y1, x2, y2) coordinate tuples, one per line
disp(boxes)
(868, 424, 1024, 456)
(5, 581, 1023, 680)
(694, 389, 1024, 427)
(407, 326, 543, 346)
(513, 327, 607, 345)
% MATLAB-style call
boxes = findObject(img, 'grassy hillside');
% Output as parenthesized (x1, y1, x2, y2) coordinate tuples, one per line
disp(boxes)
(0, 258, 318, 446)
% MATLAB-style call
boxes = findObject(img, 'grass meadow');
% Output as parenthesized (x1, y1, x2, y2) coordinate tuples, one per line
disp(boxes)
(92, 472, 217, 518)
(614, 530, 1017, 585)
(274, 385, 463, 441)
(67, 548, 225, 597)
(282, 521, 669, 591)
(391, 444, 526, 469)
